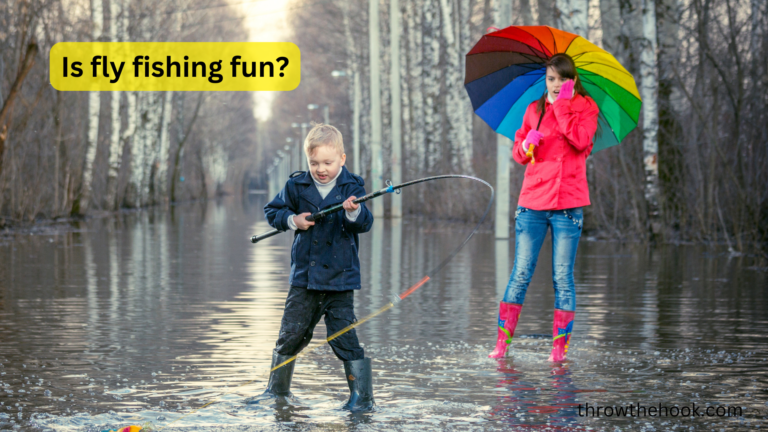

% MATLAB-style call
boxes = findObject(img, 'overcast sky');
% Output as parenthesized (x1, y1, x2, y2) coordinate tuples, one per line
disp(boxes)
(235, 0, 292, 121)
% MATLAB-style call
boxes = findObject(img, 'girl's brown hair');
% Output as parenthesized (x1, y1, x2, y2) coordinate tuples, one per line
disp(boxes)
(536, 53, 589, 114)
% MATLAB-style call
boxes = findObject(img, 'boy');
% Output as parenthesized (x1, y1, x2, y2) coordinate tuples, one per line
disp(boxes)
(261, 124, 374, 411)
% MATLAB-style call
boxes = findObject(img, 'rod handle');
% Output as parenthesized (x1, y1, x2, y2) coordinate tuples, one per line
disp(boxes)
(251, 229, 280, 243)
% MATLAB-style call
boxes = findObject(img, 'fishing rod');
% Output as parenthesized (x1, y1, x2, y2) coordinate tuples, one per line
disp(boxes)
(155, 175, 493, 431)
(251, 174, 490, 243)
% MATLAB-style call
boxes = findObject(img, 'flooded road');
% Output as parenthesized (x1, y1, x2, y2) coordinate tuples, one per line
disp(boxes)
(1, 197, 767, 431)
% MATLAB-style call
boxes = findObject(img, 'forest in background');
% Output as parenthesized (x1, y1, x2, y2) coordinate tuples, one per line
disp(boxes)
(264, 0, 767, 251)
(0, 0, 258, 220)
(0, 0, 766, 252)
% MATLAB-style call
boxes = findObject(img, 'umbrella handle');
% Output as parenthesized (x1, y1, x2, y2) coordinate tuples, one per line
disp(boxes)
(526, 146, 536, 164)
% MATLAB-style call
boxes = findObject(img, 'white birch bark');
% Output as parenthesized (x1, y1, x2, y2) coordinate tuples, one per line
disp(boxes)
(390, 0, 403, 216)
(118, 0, 137, 207)
(105, 0, 123, 210)
(401, 1, 412, 179)
(142, 92, 162, 206)
(128, 92, 147, 208)
(155, 5, 181, 203)
(640, 0, 660, 231)
(79, 0, 103, 212)
(340, 0, 361, 173)
(406, 0, 425, 177)
(750, 0, 762, 80)
(599, 0, 621, 53)
(369, 0, 383, 216)
(557, 0, 588, 36)
(156, 91, 173, 202)
(494, 0, 512, 239)
(439, 0, 472, 172)
(458, 0, 473, 170)
(423, 0, 442, 172)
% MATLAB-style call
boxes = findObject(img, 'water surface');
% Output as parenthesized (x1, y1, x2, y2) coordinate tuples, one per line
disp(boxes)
(1, 197, 766, 431)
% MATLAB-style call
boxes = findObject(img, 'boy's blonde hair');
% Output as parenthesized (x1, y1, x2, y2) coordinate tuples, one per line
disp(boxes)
(304, 123, 344, 156)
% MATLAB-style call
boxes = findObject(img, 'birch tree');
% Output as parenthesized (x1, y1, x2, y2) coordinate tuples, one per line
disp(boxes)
(557, 0, 588, 35)
(77, 0, 104, 213)
(155, 4, 181, 203)
(423, 0, 443, 172)
(405, 0, 425, 178)
(640, 0, 660, 235)
(440, 0, 473, 172)
(105, 0, 123, 210)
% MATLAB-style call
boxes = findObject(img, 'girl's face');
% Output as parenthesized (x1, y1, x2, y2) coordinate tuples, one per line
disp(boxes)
(546, 66, 572, 98)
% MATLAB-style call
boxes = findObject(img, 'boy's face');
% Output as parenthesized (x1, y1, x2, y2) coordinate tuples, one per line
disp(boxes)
(308, 144, 346, 184)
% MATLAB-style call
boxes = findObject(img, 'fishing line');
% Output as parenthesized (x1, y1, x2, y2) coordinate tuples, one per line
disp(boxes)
(157, 174, 494, 430)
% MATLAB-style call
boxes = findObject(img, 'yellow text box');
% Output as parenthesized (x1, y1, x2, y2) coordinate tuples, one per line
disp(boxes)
(50, 42, 300, 91)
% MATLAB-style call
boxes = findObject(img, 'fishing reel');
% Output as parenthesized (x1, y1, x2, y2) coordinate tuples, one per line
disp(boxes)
(386, 179, 401, 194)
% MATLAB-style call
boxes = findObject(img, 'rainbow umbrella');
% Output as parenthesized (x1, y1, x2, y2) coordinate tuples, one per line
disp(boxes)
(465, 25, 641, 153)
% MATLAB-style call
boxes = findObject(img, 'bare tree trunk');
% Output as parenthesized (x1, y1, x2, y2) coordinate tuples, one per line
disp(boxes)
(76, 0, 104, 214)
(406, 0, 425, 178)
(557, 0, 588, 35)
(171, 93, 203, 202)
(538, 0, 556, 25)
(0, 43, 38, 184)
(105, 0, 124, 210)
(516, 0, 533, 25)
(599, 0, 621, 53)
(423, 0, 442, 172)
(439, 0, 472, 172)
(640, 0, 660, 238)
(156, 91, 174, 202)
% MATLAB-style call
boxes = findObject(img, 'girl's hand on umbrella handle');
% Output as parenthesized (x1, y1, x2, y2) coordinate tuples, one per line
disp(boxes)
(295, 212, 315, 230)
(525, 130, 543, 147)
(557, 80, 575, 101)
(525, 143, 536, 164)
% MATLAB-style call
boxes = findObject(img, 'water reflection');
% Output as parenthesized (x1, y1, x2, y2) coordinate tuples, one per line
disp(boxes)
(0, 197, 765, 431)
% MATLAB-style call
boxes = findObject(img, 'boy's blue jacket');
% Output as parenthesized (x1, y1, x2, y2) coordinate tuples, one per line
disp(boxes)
(264, 166, 374, 291)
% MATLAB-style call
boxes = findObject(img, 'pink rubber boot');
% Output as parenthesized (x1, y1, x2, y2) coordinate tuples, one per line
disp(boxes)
(548, 309, 575, 362)
(488, 302, 523, 358)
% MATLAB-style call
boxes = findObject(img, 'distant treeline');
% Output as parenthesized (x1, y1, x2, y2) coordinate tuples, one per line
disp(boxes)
(0, 0, 258, 222)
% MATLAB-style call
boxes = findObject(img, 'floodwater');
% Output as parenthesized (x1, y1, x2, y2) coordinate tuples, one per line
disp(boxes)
(1, 196, 767, 431)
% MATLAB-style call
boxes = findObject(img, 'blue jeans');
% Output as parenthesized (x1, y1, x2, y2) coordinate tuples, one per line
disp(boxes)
(502, 206, 583, 311)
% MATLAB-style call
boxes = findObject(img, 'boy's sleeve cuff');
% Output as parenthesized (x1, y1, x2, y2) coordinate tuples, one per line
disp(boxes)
(286, 214, 298, 230)
(345, 206, 361, 222)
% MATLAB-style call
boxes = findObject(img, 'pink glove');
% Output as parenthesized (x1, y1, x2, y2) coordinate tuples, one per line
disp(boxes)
(557, 80, 575, 101)
(525, 129, 544, 148)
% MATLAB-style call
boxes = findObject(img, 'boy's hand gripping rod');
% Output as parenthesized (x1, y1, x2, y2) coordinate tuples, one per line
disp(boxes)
(250, 183, 392, 244)
(251, 175, 489, 244)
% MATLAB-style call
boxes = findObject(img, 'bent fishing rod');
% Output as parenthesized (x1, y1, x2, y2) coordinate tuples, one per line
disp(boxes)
(251, 174, 491, 244)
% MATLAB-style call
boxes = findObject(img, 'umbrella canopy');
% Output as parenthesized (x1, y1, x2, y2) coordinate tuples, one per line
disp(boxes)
(465, 25, 641, 153)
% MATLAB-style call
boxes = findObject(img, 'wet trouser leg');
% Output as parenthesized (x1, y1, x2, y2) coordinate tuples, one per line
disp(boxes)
(275, 286, 364, 361)
(550, 208, 582, 312)
(274, 286, 325, 356)
(502, 207, 548, 304)
(323, 290, 365, 362)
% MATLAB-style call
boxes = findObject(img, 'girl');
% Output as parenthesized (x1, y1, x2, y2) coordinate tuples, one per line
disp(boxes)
(489, 53, 599, 362)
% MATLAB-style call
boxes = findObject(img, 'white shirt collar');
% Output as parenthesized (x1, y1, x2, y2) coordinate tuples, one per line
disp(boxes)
(309, 167, 343, 188)
(547, 92, 556, 104)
